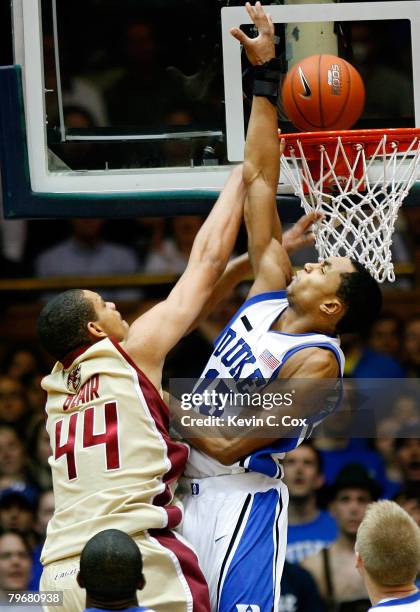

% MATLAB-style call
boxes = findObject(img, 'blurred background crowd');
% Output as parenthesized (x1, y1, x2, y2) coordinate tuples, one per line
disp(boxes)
(0, 230, 419, 609)
(0, 1, 419, 610)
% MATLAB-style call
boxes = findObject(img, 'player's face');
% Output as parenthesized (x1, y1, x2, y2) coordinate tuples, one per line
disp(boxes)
(288, 256, 355, 312)
(83, 291, 129, 341)
(0, 533, 31, 590)
(330, 488, 372, 537)
(283, 446, 323, 498)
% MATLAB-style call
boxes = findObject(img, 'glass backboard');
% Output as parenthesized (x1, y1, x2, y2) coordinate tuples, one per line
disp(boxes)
(2, 0, 420, 217)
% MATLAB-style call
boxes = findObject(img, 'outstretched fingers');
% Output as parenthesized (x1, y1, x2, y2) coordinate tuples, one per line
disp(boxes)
(230, 27, 249, 45)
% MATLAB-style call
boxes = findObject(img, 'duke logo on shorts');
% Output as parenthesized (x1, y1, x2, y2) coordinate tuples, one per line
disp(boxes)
(236, 606, 261, 612)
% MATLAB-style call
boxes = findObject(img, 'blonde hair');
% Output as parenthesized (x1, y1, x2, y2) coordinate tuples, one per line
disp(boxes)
(356, 500, 420, 586)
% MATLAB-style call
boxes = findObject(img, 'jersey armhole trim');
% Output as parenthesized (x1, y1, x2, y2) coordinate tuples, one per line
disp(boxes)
(110, 338, 169, 416)
(271, 342, 344, 380)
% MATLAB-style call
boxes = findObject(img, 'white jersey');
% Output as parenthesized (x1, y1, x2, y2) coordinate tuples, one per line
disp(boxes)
(185, 290, 344, 478)
(369, 592, 420, 610)
(41, 338, 188, 565)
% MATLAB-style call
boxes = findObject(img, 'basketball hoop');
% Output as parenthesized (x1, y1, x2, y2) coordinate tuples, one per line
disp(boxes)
(280, 128, 420, 282)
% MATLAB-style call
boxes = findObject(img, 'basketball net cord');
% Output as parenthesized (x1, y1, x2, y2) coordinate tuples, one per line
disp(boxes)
(280, 133, 420, 282)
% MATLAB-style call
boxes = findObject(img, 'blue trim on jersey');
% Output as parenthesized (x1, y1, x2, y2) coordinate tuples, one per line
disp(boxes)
(218, 488, 282, 611)
(270, 330, 337, 338)
(213, 290, 288, 348)
(371, 591, 420, 608)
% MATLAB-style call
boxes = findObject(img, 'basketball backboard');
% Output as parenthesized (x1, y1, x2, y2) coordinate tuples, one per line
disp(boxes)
(2, 0, 420, 218)
(222, 1, 420, 160)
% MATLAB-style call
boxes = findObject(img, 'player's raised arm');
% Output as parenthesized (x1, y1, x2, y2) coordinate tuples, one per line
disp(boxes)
(123, 165, 246, 381)
(231, 2, 293, 296)
(186, 211, 320, 331)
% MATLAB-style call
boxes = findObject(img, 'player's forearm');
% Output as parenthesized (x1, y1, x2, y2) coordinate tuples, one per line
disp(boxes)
(243, 95, 280, 191)
(190, 165, 246, 274)
(243, 92, 283, 274)
(185, 253, 251, 333)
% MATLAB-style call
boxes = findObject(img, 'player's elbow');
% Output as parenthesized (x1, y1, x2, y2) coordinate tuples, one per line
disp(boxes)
(242, 160, 261, 187)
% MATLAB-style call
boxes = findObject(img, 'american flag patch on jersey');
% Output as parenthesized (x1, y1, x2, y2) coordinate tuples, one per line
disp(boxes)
(259, 349, 280, 370)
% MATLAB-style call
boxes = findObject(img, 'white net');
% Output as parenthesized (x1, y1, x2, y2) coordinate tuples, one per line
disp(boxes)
(280, 131, 420, 282)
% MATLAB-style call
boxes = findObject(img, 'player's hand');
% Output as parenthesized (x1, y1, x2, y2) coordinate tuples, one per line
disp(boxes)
(230, 2, 275, 66)
(283, 212, 322, 254)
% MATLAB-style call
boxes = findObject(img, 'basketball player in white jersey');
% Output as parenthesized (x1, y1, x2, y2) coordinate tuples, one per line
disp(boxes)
(178, 4, 382, 611)
(36, 165, 250, 612)
(355, 501, 420, 610)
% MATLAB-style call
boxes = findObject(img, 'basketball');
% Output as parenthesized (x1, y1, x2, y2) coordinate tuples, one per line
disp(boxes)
(281, 54, 365, 131)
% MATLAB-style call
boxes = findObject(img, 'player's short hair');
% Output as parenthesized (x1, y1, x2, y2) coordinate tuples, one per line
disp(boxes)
(355, 500, 420, 586)
(336, 260, 382, 334)
(79, 529, 143, 603)
(37, 289, 97, 361)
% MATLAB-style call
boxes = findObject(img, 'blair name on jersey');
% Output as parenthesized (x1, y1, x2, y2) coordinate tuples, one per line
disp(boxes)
(63, 374, 100, 411)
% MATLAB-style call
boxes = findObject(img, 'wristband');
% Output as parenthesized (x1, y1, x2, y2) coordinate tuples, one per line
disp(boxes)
(253, 58, 282, 106)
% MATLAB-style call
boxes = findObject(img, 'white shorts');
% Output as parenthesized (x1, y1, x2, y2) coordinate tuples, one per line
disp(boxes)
(178, 472, 289, 612)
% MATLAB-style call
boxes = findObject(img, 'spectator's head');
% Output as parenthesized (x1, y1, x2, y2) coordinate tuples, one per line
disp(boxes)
(0, 530, 32, 591)
(71, 219, 105, 246)
(283, 442, 324, 502)
(394, 485, 420, 527)
(374, 417, 400, 463)
(125, 21, 158, 69)
(394, 425, 420, 483)
(28, 417, 51, 469)
(26, 374, 46, 414)
(0, 376, 28, 425)
(368, 313, 403, 358)
(58, 107, 96, 164)
(77, 529, 145, 609)
(355, 501, 420, 590)
(0, 426, 27, 480)
(35, 490, 54, 537)
(403, 315, 420, 371)
(2, 347, 41, 383)
(0, 490, 35, 533)
(172, 216, 203, 256)
(162, 109, 194, 165)
(328, 464, 381, 539)
(287, 259, 382, 334)
(390, 393, 419, 426)
(351, 23, 378, 65)
(37, 289, 128, 361)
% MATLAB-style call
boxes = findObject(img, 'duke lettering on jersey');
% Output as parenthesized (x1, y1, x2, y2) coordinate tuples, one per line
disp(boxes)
(214, 329, 263, 382)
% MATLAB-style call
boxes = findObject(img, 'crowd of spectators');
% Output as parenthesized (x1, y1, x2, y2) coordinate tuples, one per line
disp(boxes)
(0, 296, 418, 607)
(0, 3, 419, 607)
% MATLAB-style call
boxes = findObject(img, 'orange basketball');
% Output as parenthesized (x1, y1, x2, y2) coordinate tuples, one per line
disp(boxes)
(281, 54, 365, 131)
